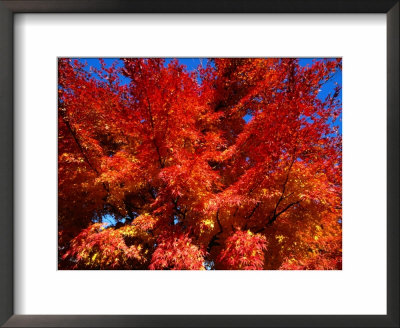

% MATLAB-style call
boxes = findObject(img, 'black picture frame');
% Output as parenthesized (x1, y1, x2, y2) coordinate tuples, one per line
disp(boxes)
(0, 1, 398, 327)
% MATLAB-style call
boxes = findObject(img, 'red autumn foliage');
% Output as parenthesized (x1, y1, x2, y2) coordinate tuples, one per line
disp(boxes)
(149, 230, 205, 270)
(58, 58, 342, 270)
(217, 230, 267, 270)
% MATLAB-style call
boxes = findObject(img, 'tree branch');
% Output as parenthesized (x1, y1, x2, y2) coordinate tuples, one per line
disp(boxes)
(138, 65, 164, 168)
(272, 148, 297, 219)
(207, 209, 223, 253)
(269, 200, 301, 225)
(59, 108, 99, 175)
(255, 200, 301, 233)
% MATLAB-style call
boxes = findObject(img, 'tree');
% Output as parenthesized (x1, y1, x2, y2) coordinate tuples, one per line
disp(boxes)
(58, 58, 342, 270)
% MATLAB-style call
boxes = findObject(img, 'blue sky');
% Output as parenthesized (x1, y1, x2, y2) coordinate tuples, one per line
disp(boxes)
(75, 57, 341, 127)
(74, 58, 342, 101)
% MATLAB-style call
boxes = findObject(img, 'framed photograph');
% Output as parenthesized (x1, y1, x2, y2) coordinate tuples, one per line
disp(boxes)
(0, 1, 398, 327)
